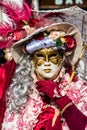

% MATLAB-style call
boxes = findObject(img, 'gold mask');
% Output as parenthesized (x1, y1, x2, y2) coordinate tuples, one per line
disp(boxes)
(33, 48, 63, 80)
(33, 48, 63, 66)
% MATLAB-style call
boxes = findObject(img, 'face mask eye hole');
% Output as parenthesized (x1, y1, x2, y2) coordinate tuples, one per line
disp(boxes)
(36, 54, 44, 58)
(49, 53, 58, 58)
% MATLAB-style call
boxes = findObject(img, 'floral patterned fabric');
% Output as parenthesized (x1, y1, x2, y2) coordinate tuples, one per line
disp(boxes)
(1, 73, 87, 130)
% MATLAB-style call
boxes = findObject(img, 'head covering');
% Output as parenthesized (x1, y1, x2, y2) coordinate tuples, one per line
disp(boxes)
(0, 0, 32, 64)
(12, 22, 82, 65)
(0, 0, 32, 49)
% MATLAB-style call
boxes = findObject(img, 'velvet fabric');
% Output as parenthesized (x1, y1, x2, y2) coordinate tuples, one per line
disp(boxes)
(34, 107, 62, 130)
(0, 60, 16, 129)
(36, 80, 59, 99)
(63, 104, 87, 130)
(36, 80, 87, 130)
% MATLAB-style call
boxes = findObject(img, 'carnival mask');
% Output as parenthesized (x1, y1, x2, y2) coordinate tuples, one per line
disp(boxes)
(33, 47, 63, 80)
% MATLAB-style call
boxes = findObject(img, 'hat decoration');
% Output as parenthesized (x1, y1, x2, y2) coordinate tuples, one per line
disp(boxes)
(1, 0, 31, 24)
(0, 0, 32, 64)
(25, 31, 76, 55)
(0, 0, 32, 46)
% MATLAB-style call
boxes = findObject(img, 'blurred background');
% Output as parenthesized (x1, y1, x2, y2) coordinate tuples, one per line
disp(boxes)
(30, 0, 87, 11)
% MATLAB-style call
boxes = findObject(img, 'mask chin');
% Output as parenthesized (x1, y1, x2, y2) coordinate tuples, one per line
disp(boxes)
(34, 62, 63, 80)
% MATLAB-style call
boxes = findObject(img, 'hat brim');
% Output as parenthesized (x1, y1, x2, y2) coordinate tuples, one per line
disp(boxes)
(12, 22, 82, 65)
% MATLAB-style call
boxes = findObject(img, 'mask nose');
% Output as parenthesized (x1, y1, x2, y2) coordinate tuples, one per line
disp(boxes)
(44, 55, 51, 66)
(45, 55, 49, 62)
(44, 61, 51, 66)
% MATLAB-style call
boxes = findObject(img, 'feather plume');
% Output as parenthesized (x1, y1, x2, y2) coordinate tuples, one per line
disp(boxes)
(1, 0, 31, 22)
(0, 7, 17, 36)
(2, 0, 23, 8)
(0, 0, 32, 49)
(0, 0, 32, 35)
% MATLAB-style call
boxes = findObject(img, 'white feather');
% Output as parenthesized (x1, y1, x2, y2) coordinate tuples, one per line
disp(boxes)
(2, 0, 23, 9)
(0, 8, 16, 29)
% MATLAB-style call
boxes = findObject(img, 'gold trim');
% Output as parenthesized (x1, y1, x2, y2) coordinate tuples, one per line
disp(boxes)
(61, 102, 73, 115)
(70, 44, 87, 82)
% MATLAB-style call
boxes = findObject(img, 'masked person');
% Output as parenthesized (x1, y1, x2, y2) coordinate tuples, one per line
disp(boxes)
(0, 0, 33, 128)
(1, 23, 87, 130)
